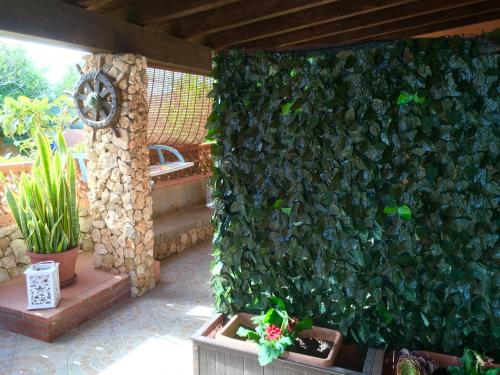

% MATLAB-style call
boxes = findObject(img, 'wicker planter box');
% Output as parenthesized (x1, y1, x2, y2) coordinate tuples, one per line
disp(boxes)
(192, 314, 384, 375)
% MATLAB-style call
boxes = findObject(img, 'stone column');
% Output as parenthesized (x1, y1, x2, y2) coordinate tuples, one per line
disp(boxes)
(83, 53, 155, 297)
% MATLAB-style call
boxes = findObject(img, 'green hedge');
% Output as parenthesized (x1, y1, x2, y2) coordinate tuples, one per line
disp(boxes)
(208, 37, 500, 358)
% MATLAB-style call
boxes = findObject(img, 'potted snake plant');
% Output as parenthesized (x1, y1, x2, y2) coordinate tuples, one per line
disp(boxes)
(2, 130, 80, 286)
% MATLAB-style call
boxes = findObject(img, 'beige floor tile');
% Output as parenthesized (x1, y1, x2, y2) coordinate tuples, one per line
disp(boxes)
(0, 350, 15, 375)
(11, 347, 68, 375)
(68, 341, 122, 375)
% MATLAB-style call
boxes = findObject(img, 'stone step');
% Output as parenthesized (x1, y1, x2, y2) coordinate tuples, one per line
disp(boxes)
(153, 205, 213, 260)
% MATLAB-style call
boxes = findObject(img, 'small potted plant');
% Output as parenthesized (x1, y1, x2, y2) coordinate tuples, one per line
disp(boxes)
(396, 349, 439, 375)
(216, 297, 343, 367)
(396, 348, 499, 375)
(2, 130, 80, 286)
(448, 349, 500, 375)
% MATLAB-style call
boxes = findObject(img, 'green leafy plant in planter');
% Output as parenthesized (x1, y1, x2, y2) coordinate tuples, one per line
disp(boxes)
(1, 130, 80, 285)
(448, 349, 499, 375)
(397, 349, 437, 375)
(396, 348, 499, 375)
(237, 297, 313, 366)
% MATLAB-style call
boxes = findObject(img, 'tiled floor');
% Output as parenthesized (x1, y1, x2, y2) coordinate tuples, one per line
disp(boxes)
(0, 241, 215, 375)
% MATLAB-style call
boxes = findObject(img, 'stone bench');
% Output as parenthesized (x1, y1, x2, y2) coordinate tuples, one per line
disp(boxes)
(153, 205, 213, 260)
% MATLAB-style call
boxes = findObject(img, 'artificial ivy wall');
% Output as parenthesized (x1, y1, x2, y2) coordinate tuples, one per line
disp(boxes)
(208, 37, 499, 358)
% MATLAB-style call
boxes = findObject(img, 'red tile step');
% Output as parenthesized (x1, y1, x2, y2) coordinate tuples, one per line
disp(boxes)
(0, 252, 130, 342)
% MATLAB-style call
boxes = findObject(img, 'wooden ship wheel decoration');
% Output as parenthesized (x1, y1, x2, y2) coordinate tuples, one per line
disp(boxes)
(73, 67, 121, 141)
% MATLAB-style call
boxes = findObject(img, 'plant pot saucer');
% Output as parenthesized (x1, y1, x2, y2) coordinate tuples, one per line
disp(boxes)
(216, 313, 343, 368)
(60, 273, 77, 287)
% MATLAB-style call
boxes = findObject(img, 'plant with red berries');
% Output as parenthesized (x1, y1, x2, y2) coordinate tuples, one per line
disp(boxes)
(237, 297, 313, 366)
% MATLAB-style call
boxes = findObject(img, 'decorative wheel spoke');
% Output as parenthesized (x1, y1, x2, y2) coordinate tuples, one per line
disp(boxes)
(101, 103, 110, 116)
(99, 87, 110, 98)
(93, 79, 100, 93)
(84, 82, 93, 94)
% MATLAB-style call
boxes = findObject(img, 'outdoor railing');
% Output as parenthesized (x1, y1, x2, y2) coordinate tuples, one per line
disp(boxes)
(0, 144, 212, 225)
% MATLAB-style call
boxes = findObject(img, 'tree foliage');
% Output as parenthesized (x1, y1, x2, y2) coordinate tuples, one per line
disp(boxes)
(0, 95, 74, 155)
(208, 38, 500, 358)
(0, 44, 49, 104)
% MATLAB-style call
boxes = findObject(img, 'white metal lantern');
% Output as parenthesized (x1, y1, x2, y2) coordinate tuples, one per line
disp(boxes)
(24, 261, 61, 310)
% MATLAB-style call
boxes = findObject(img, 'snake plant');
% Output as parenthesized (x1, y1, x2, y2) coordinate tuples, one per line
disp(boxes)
(1, 130, 80, 253)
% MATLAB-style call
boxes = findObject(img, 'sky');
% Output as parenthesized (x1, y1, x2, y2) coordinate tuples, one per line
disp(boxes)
(0, 35, 88, 84)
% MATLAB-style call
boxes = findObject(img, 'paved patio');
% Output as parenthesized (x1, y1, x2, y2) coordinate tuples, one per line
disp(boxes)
(0, 241, 215, 375)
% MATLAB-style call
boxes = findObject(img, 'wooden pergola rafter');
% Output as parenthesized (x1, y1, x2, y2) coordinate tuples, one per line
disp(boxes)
(0, 0, 498, 74)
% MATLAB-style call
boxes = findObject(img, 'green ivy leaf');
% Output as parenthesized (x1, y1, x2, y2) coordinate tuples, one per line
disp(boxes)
(413, 93, 426, 104)
(281, 207, 292, 216)
(281, 102, 293, 115)
(420, 312, 430, 327)
(272, 199, 284, 208)
(384, 205, 398, 215)
(398, 205, 412, 221)
(396, 91, 413, 105)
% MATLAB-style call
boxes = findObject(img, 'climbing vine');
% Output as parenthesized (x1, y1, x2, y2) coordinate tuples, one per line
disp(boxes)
(209, 37, 500, 358)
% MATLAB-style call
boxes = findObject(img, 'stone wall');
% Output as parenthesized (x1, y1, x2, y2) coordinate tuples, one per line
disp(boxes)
(0, 224, 29, 282)
(155, 224, 213, 260)
(84, 53, 155, 297)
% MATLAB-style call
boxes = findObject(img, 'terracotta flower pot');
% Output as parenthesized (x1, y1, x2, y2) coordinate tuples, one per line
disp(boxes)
(28, 246, 79, 287)
(217, 313, 343, 368)
(417, 351, 500, 369)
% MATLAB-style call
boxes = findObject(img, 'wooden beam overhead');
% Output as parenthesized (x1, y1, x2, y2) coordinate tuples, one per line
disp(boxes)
(162, 0, 338, 40)
(84, 0, 128, 13)
(63, 0, 127, 13)
(106, 0, 242, 25)
(0, 0, 212, 75)
(238, 0, 488, 48)
(289, 3, 500, 48)
(202, 0, 418, 49)
(375, 12, 500, 42)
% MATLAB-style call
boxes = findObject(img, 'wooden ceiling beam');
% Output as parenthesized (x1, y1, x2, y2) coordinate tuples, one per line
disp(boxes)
(238, 0, 487, 48)
(202, 0, 417, 49)
(106, 0, 241, 25)
(374, 13, 500, 41)
(288, 4, 500, 48)
(63, 0, 125, 12)
(84, 1, 129, 13)
(0, 0, 212, 75)
(161, 0, 337, 40)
